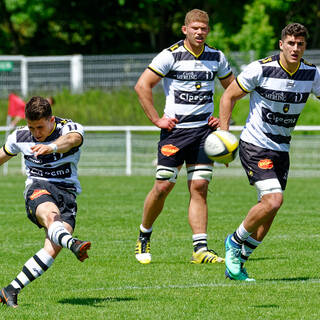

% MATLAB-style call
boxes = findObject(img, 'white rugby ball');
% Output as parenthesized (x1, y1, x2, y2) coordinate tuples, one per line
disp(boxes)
(204, 130, 239, 164)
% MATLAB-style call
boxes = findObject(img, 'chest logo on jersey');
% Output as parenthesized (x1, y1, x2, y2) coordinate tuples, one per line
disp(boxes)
(30, 189, 51, 200)
(174, 90, 213, 105)
(195, 82, 201, 90)
(161, 144, 180, 157)
(286, 80, 295, 88)
(258, 159, 273, 169)
(283, 104, 290, 113)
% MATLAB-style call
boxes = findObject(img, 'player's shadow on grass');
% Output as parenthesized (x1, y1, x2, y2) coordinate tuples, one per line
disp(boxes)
(59, 297, 137, 307)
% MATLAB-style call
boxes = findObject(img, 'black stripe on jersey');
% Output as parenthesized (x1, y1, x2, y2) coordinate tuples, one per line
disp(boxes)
(16, 130, 34, 143)
(175, 112, 211, 123)
(166, 70, 217, 81)
(168, 40, 184, 52)
(24, 146, 79, 164)
(172, 51, 220, 62)
(261, 107, 300, 128)
(174, 90, 213, 105)
(256, 87, 309, 104)
(259, 55, 279, 64)
(263, 132, 291, 144)
(262, 66, 316, 81)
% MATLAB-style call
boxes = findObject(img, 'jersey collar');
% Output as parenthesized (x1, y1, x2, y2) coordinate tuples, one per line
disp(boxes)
(183, 42, 205, 59)
(277, 54, 301, 77)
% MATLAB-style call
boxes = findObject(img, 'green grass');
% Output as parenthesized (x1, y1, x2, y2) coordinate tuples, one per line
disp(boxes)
(0, 175, 320, 319)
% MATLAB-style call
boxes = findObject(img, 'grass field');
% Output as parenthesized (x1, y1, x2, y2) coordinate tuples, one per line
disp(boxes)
(0, 175, 320, 319)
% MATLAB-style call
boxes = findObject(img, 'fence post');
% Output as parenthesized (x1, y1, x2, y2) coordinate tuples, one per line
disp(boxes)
(71, 54, 83, 93)
(125, 129, 132, 176)
(21, 57, 28, 97)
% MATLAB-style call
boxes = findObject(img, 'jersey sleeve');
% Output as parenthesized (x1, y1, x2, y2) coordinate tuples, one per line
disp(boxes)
(148, 49, 175, 77)
(312, 67, 320, 99)
(3, 131, 20, 156)
(217, 51, 233, 79)
(236, 61, 262, 93)
(61, 121, 84, 138)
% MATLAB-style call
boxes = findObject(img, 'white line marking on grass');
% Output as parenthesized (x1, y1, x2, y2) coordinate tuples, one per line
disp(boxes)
(71, 278, 320, 293)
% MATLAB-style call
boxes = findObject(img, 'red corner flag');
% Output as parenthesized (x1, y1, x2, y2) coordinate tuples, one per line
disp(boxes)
(8, 93, 25, 118)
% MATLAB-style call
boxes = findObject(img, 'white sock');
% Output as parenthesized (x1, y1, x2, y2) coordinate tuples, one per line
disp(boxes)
(11, 248, 54, 290)
(140, 224, 152, 233)
(241, 236, 261, 263)
(48, 221, 74, 249)
(192, 233, 208, 252)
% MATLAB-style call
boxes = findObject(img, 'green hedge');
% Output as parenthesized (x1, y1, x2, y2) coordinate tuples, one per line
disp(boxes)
(1, 88, 319, 126)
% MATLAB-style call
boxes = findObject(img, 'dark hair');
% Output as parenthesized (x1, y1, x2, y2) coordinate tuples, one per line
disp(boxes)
(281, 23, 309, 41)
(25, 96, 52, 121)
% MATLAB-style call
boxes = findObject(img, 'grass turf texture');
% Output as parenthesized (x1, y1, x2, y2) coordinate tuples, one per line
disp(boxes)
(0, 175, 320, 319)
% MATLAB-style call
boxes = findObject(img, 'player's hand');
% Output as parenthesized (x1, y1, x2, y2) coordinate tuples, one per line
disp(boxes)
(31, 144, 55, 157)
(208, 116, 220, 129)
(154, 116, 178, 131)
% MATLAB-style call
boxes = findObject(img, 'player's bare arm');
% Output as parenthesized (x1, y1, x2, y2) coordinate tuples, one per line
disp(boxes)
(135, 68, 178, 130)
(0, 147, 14, 166)
(219, 73, 235, 90)
(219, 80, 247, 130)
(31, 132, 83, 157)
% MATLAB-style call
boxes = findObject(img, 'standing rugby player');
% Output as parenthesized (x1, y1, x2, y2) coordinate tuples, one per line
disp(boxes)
(134, 9, 234, 264)
(0, 96, 91, 307)
(219, 23, 320, 281)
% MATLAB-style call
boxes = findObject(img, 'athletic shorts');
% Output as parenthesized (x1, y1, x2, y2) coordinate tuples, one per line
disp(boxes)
(239, 139, 290, 190)
(25, 180, 78, 229)
(157, 125, 214, 167)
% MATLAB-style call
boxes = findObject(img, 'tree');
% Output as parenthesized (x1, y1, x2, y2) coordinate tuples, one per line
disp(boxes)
(231, 0, 276, 61)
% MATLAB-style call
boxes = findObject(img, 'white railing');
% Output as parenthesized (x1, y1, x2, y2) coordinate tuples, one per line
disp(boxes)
(2, 125, 320, 177)
(1, 51, 320, 98)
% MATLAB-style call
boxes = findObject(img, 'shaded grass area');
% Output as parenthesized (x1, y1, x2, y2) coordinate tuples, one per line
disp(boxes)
(0, 175, 320, 319)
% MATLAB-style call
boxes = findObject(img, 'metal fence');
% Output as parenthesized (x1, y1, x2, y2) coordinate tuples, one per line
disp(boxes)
(0, 50, 320, 98)
(1, 125, 320, 178)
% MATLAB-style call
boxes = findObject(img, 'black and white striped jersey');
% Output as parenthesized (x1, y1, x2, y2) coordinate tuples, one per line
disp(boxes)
(237, 54, 320, 152)
(3, 117, 84, 194)
(148, 40, 232, 128)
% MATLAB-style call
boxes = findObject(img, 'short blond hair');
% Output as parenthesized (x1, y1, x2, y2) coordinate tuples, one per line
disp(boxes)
(184, 9, 209, 26)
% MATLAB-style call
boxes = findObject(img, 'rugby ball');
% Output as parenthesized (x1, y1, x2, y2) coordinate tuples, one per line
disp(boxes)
(204, 130, 239, 164)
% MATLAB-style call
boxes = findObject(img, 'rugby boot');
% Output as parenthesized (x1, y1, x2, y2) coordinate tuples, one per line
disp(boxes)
(70, 239, 91, 262)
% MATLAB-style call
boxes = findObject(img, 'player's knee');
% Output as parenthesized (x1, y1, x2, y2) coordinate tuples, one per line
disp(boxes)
(254, 178, 283, 201)
(156, 165, 179, 183)
(187, 165, 213, 182)
(264, 193, 283, 212)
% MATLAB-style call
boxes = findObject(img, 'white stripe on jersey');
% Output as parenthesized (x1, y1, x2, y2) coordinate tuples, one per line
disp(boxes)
(237, 54, 320, 152)
(4, 117, 84, 194)
(149, 40, 232, 128)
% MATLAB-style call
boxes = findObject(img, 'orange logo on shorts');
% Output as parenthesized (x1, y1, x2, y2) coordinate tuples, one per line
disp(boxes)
(258, 159, 274, 169)
(161, 144, 180, 157)
(30, 189, 51, 200)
